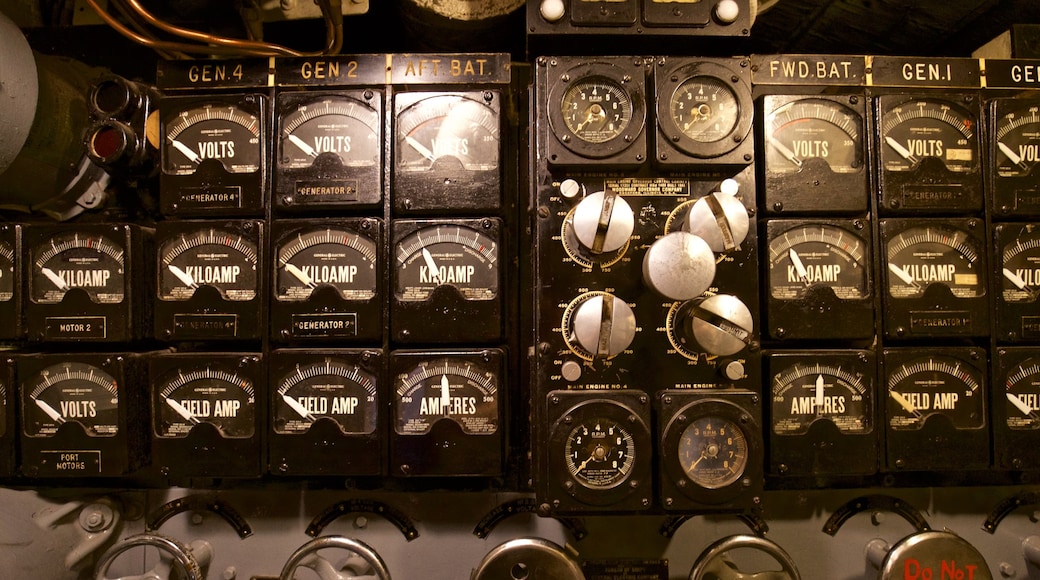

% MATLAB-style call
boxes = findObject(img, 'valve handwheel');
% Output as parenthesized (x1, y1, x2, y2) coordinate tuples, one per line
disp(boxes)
(280, 536, 391, 580)
(94, 533, 210, 580)
(689, 535, 800, 580)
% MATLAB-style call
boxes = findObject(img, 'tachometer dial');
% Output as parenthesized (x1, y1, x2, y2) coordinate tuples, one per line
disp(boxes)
(275, 227, 378, 302)
(668, 76, 739, 144)
(886, 355, 984, 431)
(163, 103, 261, 176)
(159, 228, 259, 302)
(880, 98, 977, 173)
(394, 224, 498, 301)
(768, 224, 869, 301)
(561, 78, 632, 145)
(274, 359, 377, 435)
(30, 232, 125, 304)
(280, 96, 380, 170)
(771, 362, 871, 435)
(23, 362, 119, 438)
(155, 366, 255, 439)
(765, 98, 862, 174)
(994, 103, 1040, 179)
(395, 93, 499, 172)
(885, 225, 983, 299)
(565, 417, 635, 489)
(677, 415, 748, 490)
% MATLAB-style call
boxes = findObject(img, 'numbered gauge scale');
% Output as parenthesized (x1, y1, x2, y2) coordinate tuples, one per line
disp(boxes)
(993, 348, 1040, 470)
(995, 222, 1040, 342)
(270, 219, 382, 343)
(764, 219, 874, 341)
(879, 218, 988, 339)
(0, 224, 21, 342)
(766, 351, 877, 478)
(875, 94, 983, 214)
(656, 389, 762, 513)
(391, 219, 502, 344)
(154, 220, 263, 342)
(543, 57, 648, 167)
(542, 390, 652, 514)
(759, 94, 868, 215)
(393, 90, 502, 213)
(390, 350, 503, 477)
(652, 57, 753, 167)
(990, 97, 1040, 218)
(269, 349, 383, 476)
(17, 353, 147, 478)
(149, 352, 262, 478)
(24, 224, 150, 343)
(883, 348, 988, 472)
(0, 358, 14, 476)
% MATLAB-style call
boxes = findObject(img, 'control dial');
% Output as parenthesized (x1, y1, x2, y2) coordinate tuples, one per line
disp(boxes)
(686, 294, 754, 356)
(563, 292, 637, 360)
(571, 190, 634, 255)
(684, 181, 749, 252)
(642, 231, 715, 301)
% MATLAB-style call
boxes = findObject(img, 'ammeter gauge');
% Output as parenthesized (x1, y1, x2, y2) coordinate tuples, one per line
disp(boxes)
(990, 98, 1040, 217)
(765, 220, 873, 341)
(760, 95, 867, 214)
(996, 222, 1040, 342)
(390, 350, 503, 477)
(0, 225, 21, 342)
(883, 348, 988, 471)
(30, 231, 125, 306)
(149, 353, 262, 478)
(876, 94, 982, 213)
(275, 91, 382, 210)
(993, 348, 1040, 469)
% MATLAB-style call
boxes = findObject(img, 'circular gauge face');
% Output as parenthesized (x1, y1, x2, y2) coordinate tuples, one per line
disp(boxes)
(564, 417, 635, 488)
(163, 103, 261, 176)
(560, 77, 632, 145)
(276, 228, 378, 302)
(159, 229, 258, 302)
(395, 224, 498, 301)
(0, 241, 14, 302)
(395, 359, 498, 435)
(995, 104, 1040, 178)
(30, 232, 125, 305)
(772, 362, 871, 435)
(1006, 358, 1040, 430)
(880, 98, 977, 173)
(1001, 228, 1040, 304)
(887, 355, 984, 431)
(765, 99, 862, 174)
(396, 94, 499, 172)
(23, 362, 119, 438)
(280, 96, 380, 170)
(274, 359, 378, 435)
(768, 224, 869, 301)
(669, 76, 739, 143)
(886, 226, 983, 299)
(677, 416, 748, 489)
(155, 366, 255, 439)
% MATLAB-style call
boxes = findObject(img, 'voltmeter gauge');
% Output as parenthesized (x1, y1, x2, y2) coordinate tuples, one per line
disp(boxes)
(24, 362, 119, 438)
(545, 391, 652, 513)
(658, 391, 762, 511)
(544, 58, 647, 166)
(765, 221, 873, 341)
(996, 223, 1040, 342)
(991, 98, 1040, 217)
(30, 232, 125, 305)
(163, 103, 261, 176)
(654, 59, 752, 164)
(276, 227, 378, 302)
(877, 95, 982, 213)
(767, 351, 877, 477)
(883, 349, 988, 471)
(881, 220, 987, 339)
(390, 350, 503, 477)
(994, 348, 1040, 469)
(149, 353, 262, 478)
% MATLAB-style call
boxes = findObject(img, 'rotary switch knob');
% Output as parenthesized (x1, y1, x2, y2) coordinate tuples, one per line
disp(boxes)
(572, 190, 635, 255)
(685, 294, 753, 356)
(685, 180, 750, 253)
(642, 231, 716, 301)
(570, 293, 637, 359)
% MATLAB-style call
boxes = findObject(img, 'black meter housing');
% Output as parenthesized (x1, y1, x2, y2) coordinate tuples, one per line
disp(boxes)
(993, 348, 1040, 471)
(995, 222, 1040, 343)
(0, 224, 22, 342)
(989, 97, 1040, 218)
(270, 218, 384, 344)
(0, 357, 16, 477)
(148, 352, 263, 480)
(268, 349, 384, 477)
(17, 353, 148, 479)
(24, 223, 151, 344)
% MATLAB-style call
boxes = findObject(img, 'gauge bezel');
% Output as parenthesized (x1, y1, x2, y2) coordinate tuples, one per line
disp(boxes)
(0, 225, 22, 342)
(993, 348, 1040, 470)
(152, 362, 258, 440)
(994, 222, 1040, 342)
(990, 97, 1040, 218)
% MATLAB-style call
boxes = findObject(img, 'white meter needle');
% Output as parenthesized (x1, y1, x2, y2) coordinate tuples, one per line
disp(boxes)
(288, 134, 319, 158)
(405, 136, 437, 162)
(168, 264, 198, 289)
(789, 248, 810, 285)
(285, 263, 316, 288)
(1004, 268, 1031, 291)
(282, 395, 316, 422)
(422, 248, 441, 283)
(1007, 393, 1035, 417)
(440, 374, 451, 413)
(170, 139, 202, 164)
(888, 263, 919, 287)
(34, 399, 66, 424)
(815, 374, 825, 416)
(998, 141, 1025, 167)
(890, 390, 922, 418)
(885, 136, 918, 163)
(40, 267, 69, 291)
(165, 398, 200, 425)
(768, 137, 803, 168)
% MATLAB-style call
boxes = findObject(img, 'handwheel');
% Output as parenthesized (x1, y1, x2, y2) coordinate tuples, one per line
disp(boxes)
(279, 536, 391, 580)
(94, 533, 210, 580)
(689, 535, 800, 580)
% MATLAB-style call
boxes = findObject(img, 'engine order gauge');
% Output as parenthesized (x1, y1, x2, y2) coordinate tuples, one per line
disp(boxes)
(881, 219, 987, 339)
(767, 351, 877, 477)
(877, 94, 982, 213)
(765, 220, 873, 341)
(149, 353, 262, 478)
(997, 223, 1040, 342)
(543, 57, 647, 166)
(994, 348, 1040, 469)
(883, 348, 988, 471)
(760, 95, 867, 214)
(390, 350, 503, 477)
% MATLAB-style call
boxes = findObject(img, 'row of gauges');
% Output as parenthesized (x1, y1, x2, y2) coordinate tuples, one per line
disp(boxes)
(159, 89, 502, 216)
(760, 93, 1040, 217)
(0, 220, 501, 343)
(0, 349, 503, 479)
